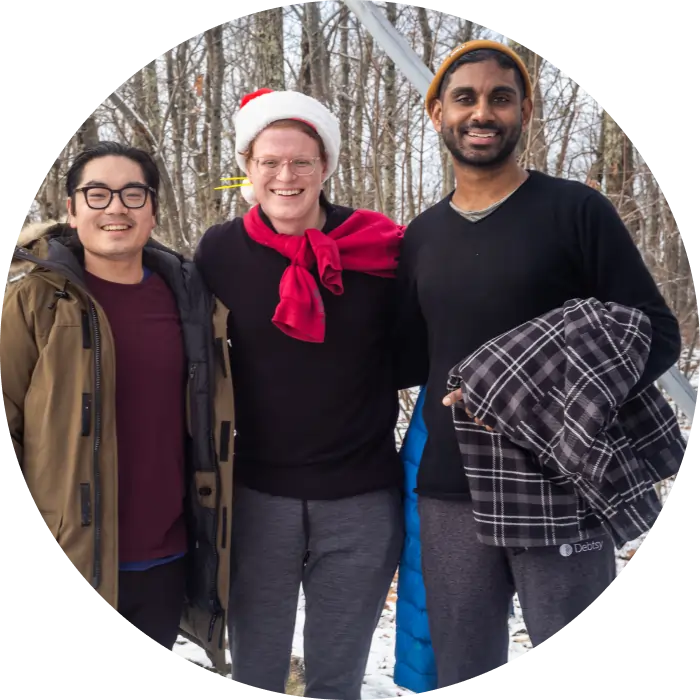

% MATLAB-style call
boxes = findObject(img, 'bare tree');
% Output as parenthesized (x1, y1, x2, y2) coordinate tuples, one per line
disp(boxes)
(381, 2, 398, 221)
(24, 1, 694, 360)
(254, 8, 285, 90)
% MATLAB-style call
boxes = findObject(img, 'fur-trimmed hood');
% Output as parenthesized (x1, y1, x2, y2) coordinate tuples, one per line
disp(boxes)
(10, 221, 68, 277)
(17, 219, 66, 251)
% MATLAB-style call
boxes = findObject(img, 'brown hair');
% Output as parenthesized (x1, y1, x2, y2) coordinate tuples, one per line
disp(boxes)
(241, 119, 327, 163)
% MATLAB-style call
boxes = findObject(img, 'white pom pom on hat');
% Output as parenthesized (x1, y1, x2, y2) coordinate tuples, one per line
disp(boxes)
(234, 88, 341, 205)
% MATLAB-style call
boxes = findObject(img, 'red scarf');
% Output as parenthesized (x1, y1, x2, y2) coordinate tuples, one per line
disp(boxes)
(243, 204, 405, 342)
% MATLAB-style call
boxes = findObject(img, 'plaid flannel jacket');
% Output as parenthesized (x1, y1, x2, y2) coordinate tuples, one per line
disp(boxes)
(447, 298, 686, 548)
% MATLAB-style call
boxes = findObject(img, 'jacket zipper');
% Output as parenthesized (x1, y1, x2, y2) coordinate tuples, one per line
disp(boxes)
(89, 301, 103, 589)
(189, 360, 224, 641)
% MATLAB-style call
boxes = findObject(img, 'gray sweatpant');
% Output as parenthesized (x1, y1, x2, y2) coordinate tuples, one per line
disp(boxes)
(228, 485, 404, 699)
(418, 496, 616, 687)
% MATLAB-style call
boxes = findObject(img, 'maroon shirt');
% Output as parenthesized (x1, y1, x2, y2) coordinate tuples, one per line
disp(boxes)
(85, 269, 187, 563)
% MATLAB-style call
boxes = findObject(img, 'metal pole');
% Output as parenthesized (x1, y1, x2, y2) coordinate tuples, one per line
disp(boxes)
(344, 0, 697, 425)
(658, 364, 696, 423)
(342, 0, 434, 97)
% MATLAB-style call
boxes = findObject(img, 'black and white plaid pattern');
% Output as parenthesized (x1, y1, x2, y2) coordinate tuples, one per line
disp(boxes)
(447, 298, 686, 548)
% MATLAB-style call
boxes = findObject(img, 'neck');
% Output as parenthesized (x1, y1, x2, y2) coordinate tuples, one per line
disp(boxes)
(84, 250, 145, 284)
(267, 202, 326, 236)
(451, 158, 529, 211)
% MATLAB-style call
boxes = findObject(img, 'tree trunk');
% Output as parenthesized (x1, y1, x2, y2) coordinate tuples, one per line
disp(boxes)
(303, 3, 330, 103)
(205, 26, 225, 227)
(554, 82, 579, 178)
(382, 3, 398, 220)
(338, 5, 353, 205)
(586, 111, 606, 190)
(77, 116, 100, 149)
(417, 7, 434, 71)
(602, 111, 640, 242)
(404, 95, 416, 222)
(512, 43, 547, 172)
(457, 18, 474, 43)
(164, 44, 189, 249)
(254, 9, 285, 90)
(352, 30, 372, 209)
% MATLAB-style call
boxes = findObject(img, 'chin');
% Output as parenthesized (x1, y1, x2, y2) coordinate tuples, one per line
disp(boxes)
(99, 245, 141, 260)
(268, 198, 312, 216)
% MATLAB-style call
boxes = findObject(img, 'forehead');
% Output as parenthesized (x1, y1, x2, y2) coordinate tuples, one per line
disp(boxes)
(252, 125, 321, 156)
(78, 155, 146, 186)
(445, 58, 519, 94)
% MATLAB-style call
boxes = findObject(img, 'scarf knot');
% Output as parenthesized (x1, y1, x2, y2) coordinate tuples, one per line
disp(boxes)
(243, 205, 404, 342)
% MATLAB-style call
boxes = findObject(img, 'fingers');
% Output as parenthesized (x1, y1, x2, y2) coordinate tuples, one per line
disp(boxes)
(443, 389, 495, 432)
(442, 389, 462, 406)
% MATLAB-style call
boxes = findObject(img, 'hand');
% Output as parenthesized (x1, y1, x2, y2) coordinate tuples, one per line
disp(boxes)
(442, 389, 494, 432)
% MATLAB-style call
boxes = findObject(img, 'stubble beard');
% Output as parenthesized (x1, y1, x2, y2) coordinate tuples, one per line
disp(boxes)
(441, 120, 522, 169)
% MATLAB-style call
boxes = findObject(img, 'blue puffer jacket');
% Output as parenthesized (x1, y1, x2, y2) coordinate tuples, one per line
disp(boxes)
(394, 387, 437, 693)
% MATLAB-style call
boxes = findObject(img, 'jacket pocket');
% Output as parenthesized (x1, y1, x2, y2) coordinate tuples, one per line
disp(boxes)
(81, 394, 92, 437)
(80, 483, 92, 526)
(219, 421, 231, 463)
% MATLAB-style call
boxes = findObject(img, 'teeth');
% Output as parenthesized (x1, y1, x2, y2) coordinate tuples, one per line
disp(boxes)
(273, 190, 302, 196)
(468, 132, 496, 138)
(102, 225, 130, 231)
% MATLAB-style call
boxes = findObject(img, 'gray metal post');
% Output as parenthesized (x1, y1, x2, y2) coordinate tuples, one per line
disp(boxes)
(342, 0, 434, 97)
(344, 0, 697, 424)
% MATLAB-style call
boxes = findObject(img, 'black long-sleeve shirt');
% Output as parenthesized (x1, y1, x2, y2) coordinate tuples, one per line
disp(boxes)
(395, 170, 681, 499)
(194, 201, 402, 500)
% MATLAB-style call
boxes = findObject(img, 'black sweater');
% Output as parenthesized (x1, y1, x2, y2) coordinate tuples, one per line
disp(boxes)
(395, 170, 681, 499)
(194, 201, 402, 500)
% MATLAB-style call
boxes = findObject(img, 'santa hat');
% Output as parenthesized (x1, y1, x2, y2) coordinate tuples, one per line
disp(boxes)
(234, 88, 341, 204)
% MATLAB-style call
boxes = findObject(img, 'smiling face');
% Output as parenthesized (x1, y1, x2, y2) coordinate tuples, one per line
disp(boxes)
(246, 122, 326, 225)
(66, 155, 156, 263)
(431, 58, 532, 169)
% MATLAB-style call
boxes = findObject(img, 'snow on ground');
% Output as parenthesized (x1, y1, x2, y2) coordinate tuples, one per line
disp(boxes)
(173, 359, 694, 695)
(174, 481, 680, 700)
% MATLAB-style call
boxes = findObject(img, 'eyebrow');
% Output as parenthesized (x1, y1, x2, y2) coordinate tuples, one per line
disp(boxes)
(253, 155, 317, 159)
(80, 180, 148, 188)
(450, 85, 518, 98)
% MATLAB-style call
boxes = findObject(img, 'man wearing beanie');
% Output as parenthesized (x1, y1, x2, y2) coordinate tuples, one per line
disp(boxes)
(395, 40, 681, 685)
(195, 88, 406, 698)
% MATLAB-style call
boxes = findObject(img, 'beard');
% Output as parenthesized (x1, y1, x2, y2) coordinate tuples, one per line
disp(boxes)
(441, 118, 522, 168)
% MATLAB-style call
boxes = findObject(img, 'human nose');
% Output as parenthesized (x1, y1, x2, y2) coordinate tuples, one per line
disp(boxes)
(471, 95, 494, 123)
(276, 161, 297, 182)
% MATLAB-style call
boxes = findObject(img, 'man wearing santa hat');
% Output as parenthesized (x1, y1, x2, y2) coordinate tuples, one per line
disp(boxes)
(195, 88, 409, 699)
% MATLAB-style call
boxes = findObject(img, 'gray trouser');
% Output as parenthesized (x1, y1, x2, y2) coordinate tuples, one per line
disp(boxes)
(228, 485, 404, 699)
(418, 496, 616, 687)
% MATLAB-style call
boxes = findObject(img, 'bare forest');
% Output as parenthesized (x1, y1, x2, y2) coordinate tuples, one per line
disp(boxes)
(23, 2, 698, 432)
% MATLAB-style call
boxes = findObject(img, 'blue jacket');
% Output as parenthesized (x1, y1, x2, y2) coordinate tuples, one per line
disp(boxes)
(394, 387, 437, 693)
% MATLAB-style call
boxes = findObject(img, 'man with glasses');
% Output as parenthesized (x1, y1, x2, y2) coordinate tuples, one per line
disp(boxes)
(195, 88, 406, 698)
(2, 142, 234, 667)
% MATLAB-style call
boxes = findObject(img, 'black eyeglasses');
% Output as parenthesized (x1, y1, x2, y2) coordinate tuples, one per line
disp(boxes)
(74, 185, 156, 210)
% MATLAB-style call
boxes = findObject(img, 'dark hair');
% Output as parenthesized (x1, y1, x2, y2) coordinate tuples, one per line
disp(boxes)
(65, 141, 160, 218)
(438, 49, 527, 102)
